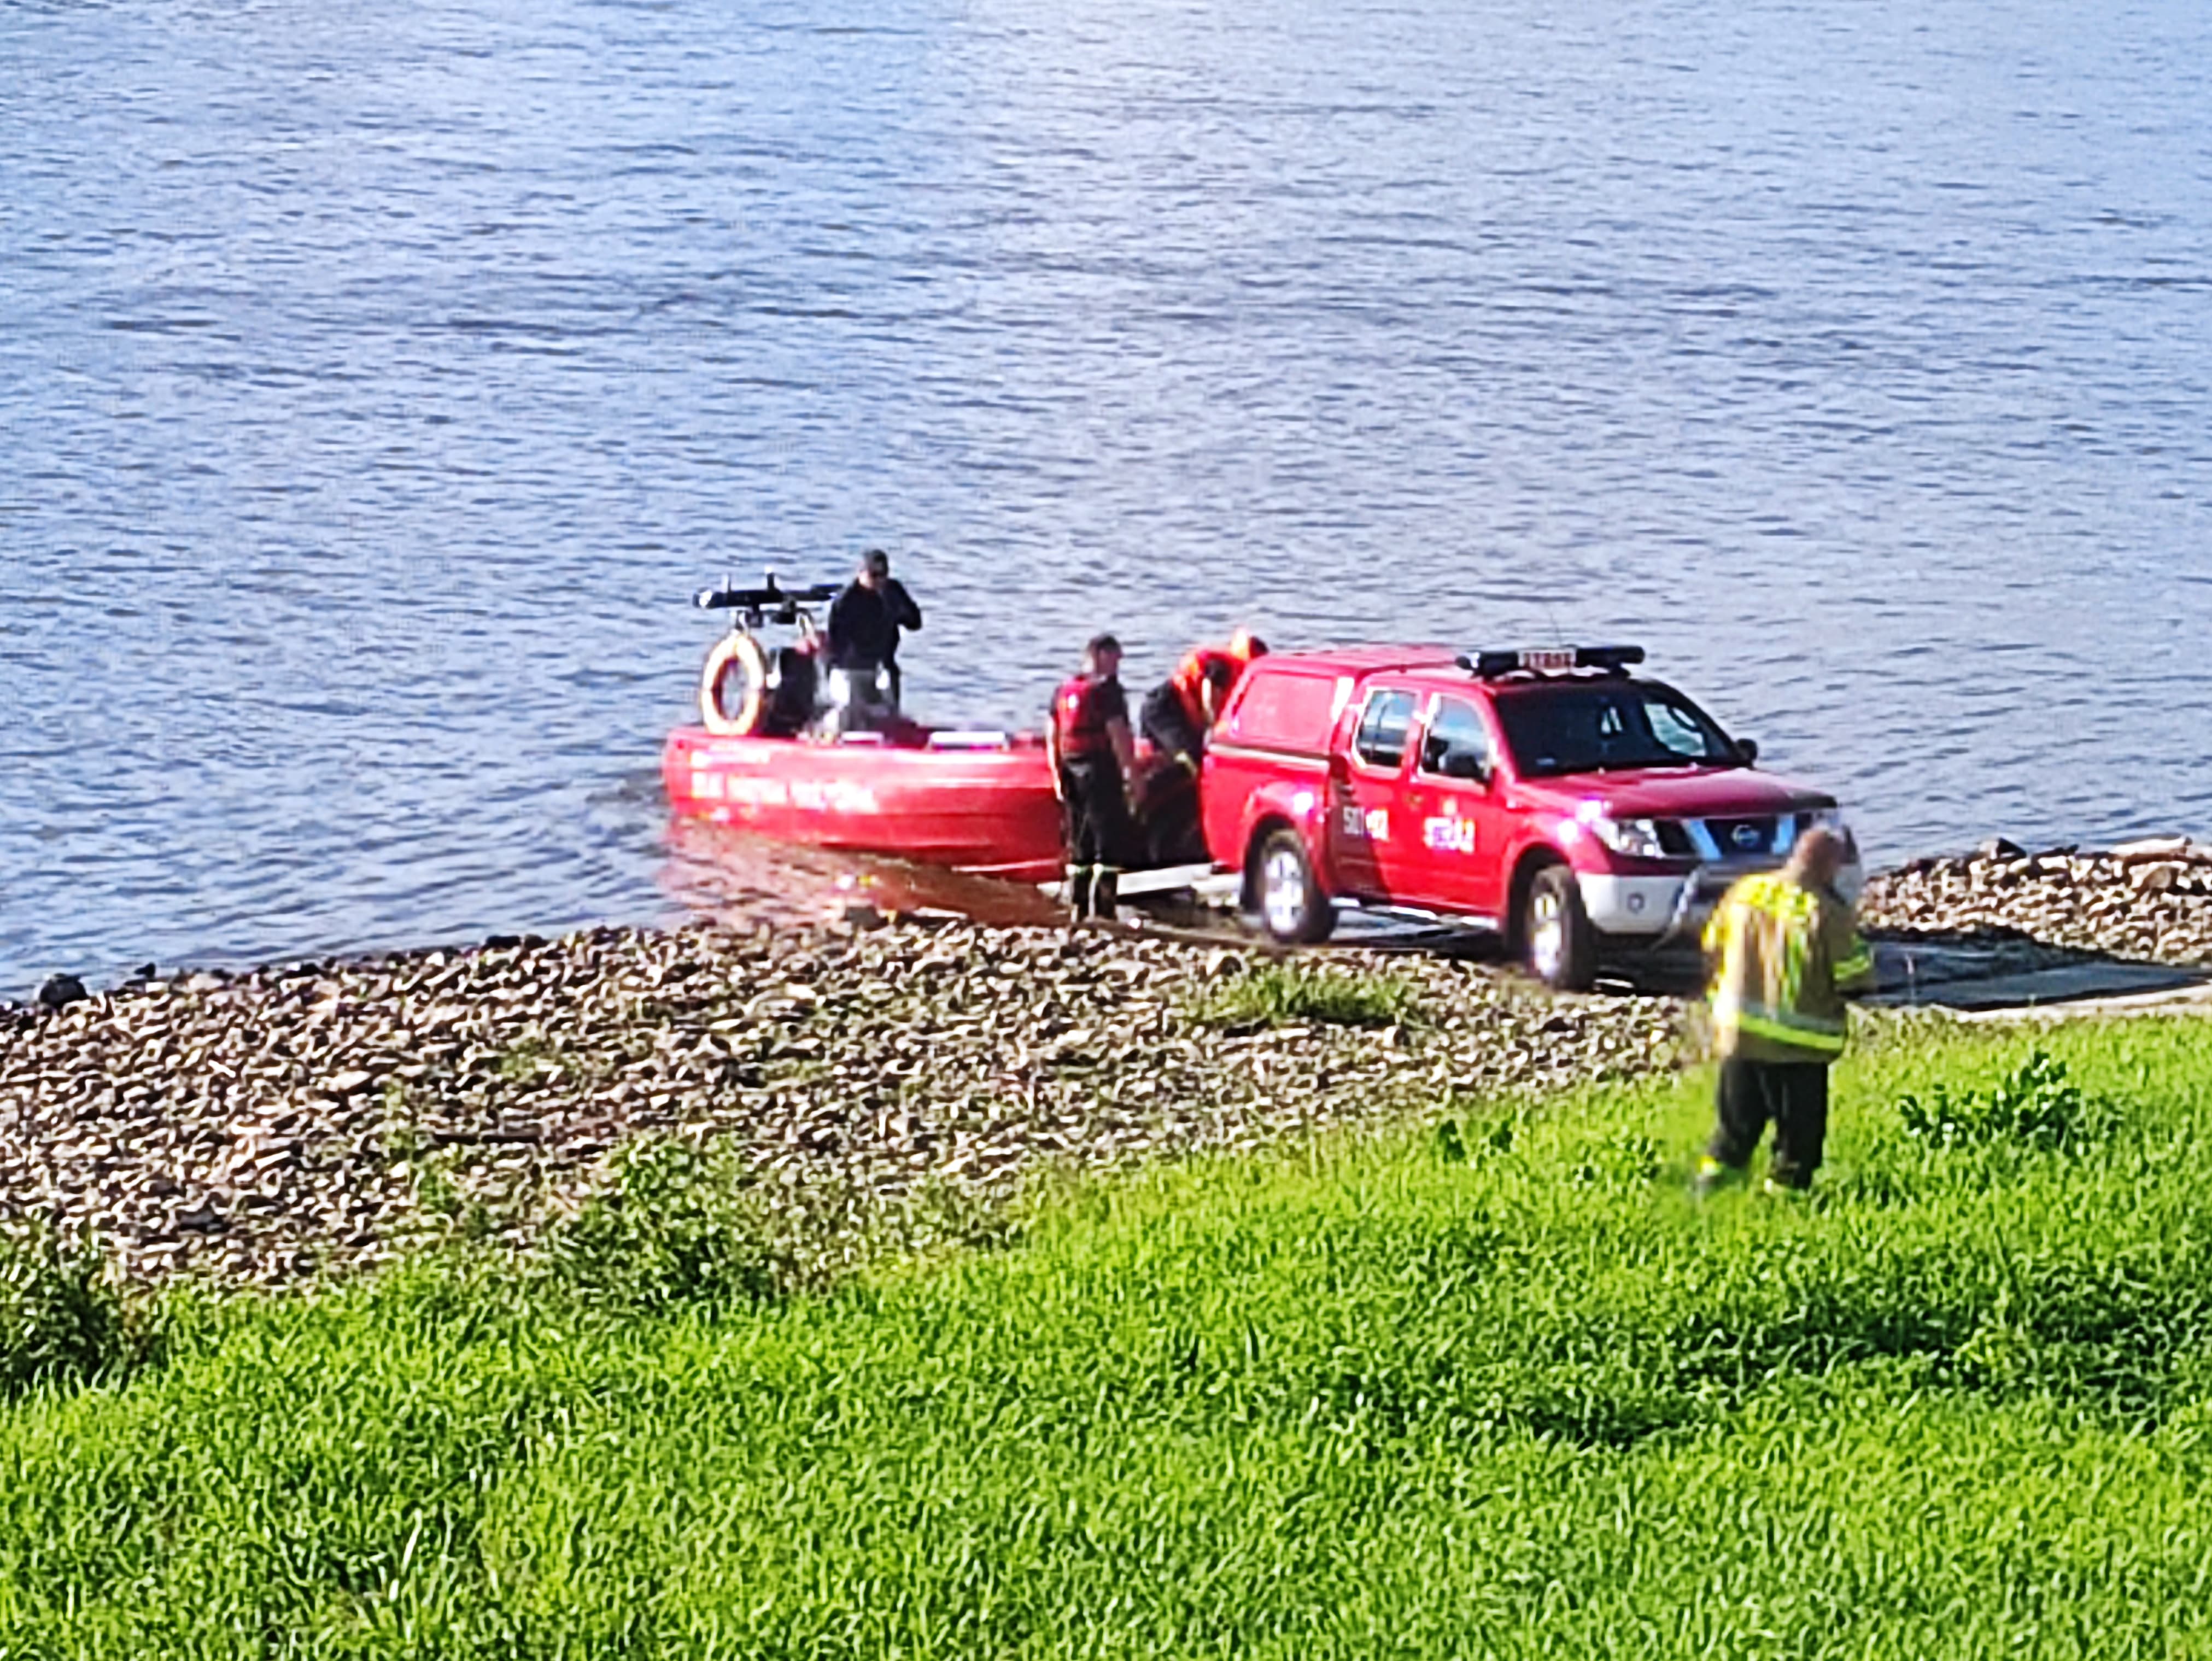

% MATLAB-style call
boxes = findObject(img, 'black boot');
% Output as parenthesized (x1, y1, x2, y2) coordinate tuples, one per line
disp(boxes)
(1091, 867, 1119, 922)
(1066, 864, 1093, 922)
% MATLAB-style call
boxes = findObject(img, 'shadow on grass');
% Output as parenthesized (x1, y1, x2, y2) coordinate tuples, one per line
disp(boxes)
(0, 1223, 161, 1397)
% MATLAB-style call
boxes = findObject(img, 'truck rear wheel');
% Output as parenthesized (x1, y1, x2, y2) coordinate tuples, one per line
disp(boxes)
(1523, 864, 1596, 991)
(1253, 828, 1336, 945)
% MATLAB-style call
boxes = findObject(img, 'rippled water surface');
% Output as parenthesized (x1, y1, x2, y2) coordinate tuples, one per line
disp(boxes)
(5, 0, 2211, 989)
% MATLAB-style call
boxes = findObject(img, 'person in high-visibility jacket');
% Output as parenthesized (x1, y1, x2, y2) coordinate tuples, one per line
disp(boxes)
(1694, 826, 1875, 1195)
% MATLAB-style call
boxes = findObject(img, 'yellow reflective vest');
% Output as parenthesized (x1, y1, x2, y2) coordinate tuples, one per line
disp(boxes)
(1703, 872, 1874, 1063)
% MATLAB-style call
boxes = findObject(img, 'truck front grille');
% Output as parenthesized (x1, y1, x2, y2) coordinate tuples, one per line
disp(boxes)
(1697, 816, 1783, 858)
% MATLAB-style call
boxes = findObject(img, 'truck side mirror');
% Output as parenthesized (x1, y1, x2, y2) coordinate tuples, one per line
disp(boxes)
(1735, 736, 1759, 765)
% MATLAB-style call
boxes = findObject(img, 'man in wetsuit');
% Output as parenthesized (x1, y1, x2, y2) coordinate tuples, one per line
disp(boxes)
(1136, 647, 1236, 865)
(826, 548, 923, 709)
(1136, 634, 1268, 863)
(1045, 634, 1137, 922)
(1139, 647, 1240, 774)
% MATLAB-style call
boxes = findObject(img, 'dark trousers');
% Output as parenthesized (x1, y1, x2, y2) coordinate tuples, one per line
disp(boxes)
(830, 657, 901, 709)
(1139, 683, 1206, 767)
(1709, 1056, 1830, 1189)
(1058, 758, 1131, 919)
(1135, 761, 1207, 866)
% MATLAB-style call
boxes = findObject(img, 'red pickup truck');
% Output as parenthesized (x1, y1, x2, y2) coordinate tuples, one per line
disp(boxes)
(1200, 645, 1860, 989)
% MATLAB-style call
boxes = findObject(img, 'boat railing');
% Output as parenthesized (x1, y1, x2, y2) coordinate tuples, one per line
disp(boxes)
(694, 573, 841, 630)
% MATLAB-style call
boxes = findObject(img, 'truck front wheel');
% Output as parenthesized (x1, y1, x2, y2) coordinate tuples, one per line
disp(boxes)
(1253, 828, 1336, 945)
(1523, 864, 1597, 991)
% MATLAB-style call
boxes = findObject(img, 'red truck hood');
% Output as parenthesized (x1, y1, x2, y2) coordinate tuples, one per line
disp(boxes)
(1513, 767, 1834, 820)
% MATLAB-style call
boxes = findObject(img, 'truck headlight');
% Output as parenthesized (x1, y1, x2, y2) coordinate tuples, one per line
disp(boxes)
(1587, 815, 1668, 859)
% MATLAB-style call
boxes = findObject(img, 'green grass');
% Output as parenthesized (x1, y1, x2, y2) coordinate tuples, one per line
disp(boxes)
(0, 1224, 155, 1396)
(7, 1017, 2212, 1655)
(1190, 961, 1424, 1030)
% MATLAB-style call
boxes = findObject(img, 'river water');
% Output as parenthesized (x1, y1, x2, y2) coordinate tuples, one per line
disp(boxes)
(4, 0, 2210, 990)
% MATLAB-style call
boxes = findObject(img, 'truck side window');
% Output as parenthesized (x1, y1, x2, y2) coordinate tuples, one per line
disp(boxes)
(1354, 691, 1418, 769)
(1419, 697, 1493, 782)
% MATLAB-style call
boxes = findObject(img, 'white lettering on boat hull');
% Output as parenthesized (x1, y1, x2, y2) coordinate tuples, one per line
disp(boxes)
(689, 762, 880, 816)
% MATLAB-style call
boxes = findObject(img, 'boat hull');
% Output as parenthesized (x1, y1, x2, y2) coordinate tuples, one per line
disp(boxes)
(662, 725, 1067, 882)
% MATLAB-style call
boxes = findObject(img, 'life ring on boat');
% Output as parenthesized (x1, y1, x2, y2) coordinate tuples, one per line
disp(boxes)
(699, 632, 771, 735)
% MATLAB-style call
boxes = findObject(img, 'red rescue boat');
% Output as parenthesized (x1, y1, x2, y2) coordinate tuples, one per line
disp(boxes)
(660, 574, 1067, 882)
(663, 727, 1066, 881)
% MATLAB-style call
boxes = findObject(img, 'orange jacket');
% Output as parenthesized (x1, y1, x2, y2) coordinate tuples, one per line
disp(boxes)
(1169, 647, 1238, 732)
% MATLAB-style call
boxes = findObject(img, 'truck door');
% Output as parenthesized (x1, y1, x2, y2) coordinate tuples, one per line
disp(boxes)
(1400, 694, 1509, 924)
(1326, 686, 1421, 903)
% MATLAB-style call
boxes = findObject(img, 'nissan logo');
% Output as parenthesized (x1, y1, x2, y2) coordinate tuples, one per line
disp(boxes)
(1731, 823, 1762, 850)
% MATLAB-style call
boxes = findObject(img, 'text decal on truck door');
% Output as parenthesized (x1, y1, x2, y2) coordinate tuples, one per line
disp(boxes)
(1424, 814, 1476, 855)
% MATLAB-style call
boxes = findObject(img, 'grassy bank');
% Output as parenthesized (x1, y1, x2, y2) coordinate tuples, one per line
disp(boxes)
(5, 1015, 2212, 1656)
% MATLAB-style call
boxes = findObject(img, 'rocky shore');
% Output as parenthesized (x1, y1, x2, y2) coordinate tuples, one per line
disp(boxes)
(1860, 837, 2212, 966)
(0, 925, 1676, 1286)
(9, 837, 2210, 1288)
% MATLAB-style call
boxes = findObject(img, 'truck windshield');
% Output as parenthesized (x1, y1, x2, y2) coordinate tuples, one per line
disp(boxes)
(1494, 682, 1739, 777)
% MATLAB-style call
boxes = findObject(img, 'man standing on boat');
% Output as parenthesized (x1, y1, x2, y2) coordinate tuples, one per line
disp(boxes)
(1046, 634, 1137, 922)
(826, 548, 923, 709)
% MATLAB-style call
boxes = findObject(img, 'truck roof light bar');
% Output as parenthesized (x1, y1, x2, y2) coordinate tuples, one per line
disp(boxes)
(1456, 645, 1646, 679)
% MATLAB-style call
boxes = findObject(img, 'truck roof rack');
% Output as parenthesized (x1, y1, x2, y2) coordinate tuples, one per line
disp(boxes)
(1456, 645, 1646, 680)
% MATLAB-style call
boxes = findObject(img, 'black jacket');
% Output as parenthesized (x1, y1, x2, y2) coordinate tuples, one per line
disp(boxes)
(826, 579, 922, 670)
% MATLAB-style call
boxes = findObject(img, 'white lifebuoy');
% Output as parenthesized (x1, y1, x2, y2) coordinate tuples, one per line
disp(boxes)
(699, 632, 772, 735)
